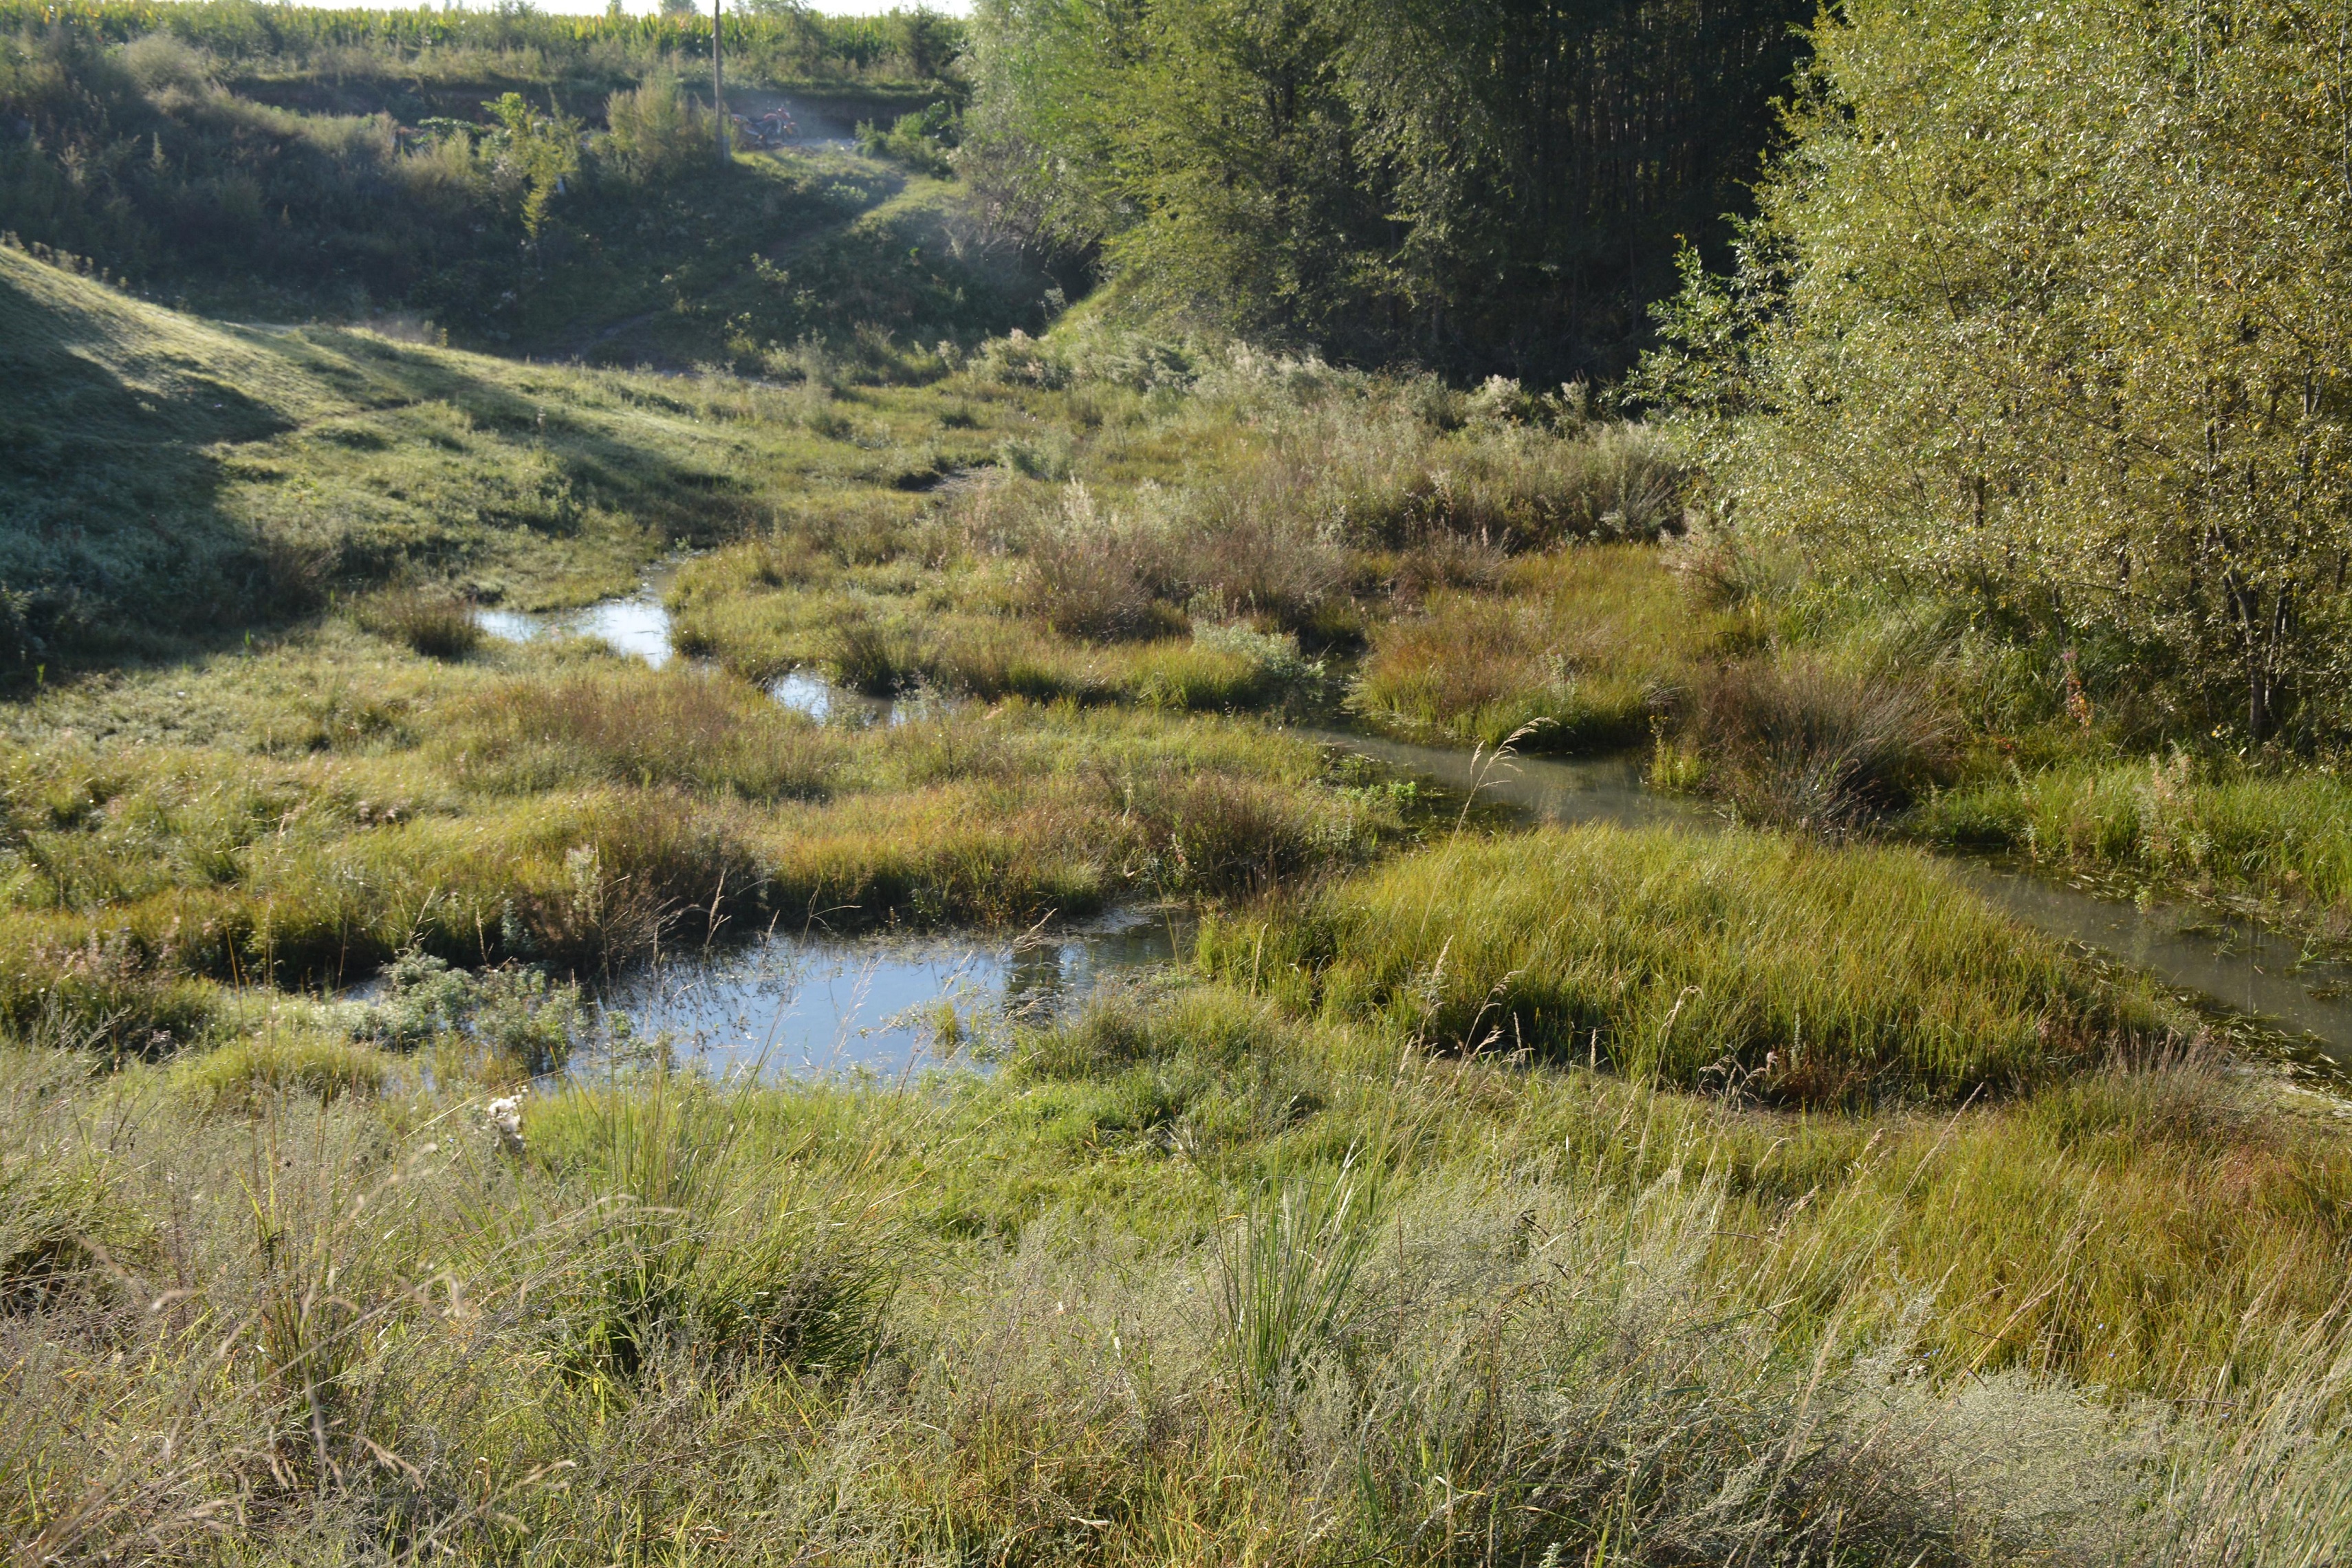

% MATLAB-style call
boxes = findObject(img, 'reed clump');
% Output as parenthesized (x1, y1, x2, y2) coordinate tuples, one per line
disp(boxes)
(355, 587, 483, 660)
(1673, 657, 1956, 834)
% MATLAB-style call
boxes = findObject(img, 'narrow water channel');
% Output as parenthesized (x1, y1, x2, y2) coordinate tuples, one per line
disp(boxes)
(1305, 729, 2352, 1064)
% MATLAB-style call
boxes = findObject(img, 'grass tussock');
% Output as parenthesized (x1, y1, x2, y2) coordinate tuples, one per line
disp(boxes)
(353, 587, 482, 660)
(1666, 656, 1956, 834)
(439, 667, 843, 801)
(0, 644, 1404, 1040)
(1352, 543, 1747, 752)
(171, 1030, 390, 1111)
(666, 377, 1695, 722)
(1204, 823, 2163, 1104)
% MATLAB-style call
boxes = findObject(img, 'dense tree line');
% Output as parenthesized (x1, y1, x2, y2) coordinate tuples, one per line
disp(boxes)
(962, 0, 1812, 382)
(1640, 0, 2352, 745)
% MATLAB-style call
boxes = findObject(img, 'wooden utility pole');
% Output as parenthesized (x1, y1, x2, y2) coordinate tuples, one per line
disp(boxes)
(712, 0, 728, 167)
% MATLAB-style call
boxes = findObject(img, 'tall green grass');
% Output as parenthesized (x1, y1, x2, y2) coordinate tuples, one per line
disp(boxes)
(1917, 754, 2352, 944)
(1351, 543, 1750, 752)
(6, 990, 2349, 1562)
(1203, 823, 2166, 1103)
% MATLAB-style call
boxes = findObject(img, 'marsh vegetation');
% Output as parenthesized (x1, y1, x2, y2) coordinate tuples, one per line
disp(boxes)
(7, 0, 2352, 1561)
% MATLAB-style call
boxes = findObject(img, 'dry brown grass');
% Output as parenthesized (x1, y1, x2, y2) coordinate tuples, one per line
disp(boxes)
(1353, 543, 1747, 752)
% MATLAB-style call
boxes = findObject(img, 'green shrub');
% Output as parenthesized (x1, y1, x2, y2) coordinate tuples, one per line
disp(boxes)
(599, 73, 710, 187)
(358, 948, 582, 1082)
(1644, 0, 2352, 745)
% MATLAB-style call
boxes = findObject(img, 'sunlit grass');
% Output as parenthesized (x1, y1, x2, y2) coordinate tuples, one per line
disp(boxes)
(1917, 755, 2352, 945)
(1351, 543, 1753, 752)
(1202, 822, 2168, 1104)
(0, 629, 1408, 1045)
(5, 964, 2349, 1561)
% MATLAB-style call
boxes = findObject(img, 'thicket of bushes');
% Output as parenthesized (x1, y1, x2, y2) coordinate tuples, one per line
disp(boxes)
(1640, 0, 2352, 752)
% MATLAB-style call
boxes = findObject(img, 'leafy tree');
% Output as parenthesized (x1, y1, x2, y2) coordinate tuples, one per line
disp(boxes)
(1646, 0, 2352, 743)
(964, 0, 1809, 378)
(485, 92, 582, 246)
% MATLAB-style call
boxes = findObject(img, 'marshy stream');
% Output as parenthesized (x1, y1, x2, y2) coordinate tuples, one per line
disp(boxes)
(483, 588, 2352, 1071)
(1311, 730, 2352, 1066)
(476, 578, 899, 723)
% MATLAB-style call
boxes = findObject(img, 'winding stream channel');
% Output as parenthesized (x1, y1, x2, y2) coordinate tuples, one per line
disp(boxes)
(1310, 730, 2352, 1069)
(478, 591, 2352, 1075)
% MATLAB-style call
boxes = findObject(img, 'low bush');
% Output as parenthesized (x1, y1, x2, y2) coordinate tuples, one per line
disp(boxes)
(1673, 657, 1954, 833)
(359, 947, 584, 1083)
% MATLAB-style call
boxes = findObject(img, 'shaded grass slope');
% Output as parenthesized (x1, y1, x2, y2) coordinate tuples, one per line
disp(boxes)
(0, 243, 1014, 667)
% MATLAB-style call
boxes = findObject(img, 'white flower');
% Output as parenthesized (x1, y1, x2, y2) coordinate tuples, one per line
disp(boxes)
(486, 1090, 527, 1151)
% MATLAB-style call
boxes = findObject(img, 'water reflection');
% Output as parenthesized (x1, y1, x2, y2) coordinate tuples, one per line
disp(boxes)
(474, 585, 674, 668)
(1303, 729, 1703, 834)
(477, 585, 912, 726)
(596, 909, 1192, 1079)
(767, 668, 900, 726)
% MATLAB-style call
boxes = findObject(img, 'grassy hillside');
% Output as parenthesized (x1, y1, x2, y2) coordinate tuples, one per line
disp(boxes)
(0, 19, 1026, 351)
(0, 240, 1026, 666)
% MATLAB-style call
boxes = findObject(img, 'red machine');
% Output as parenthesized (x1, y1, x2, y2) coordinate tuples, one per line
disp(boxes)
(730, 109, 798, 149)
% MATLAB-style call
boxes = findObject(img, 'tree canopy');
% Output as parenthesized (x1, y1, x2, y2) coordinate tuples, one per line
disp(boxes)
(1641, 0, 2352, 743)
(963, 0, 1812, 382)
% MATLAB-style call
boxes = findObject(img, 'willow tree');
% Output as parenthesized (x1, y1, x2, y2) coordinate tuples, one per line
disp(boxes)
(1646, 0, 2352, 741)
